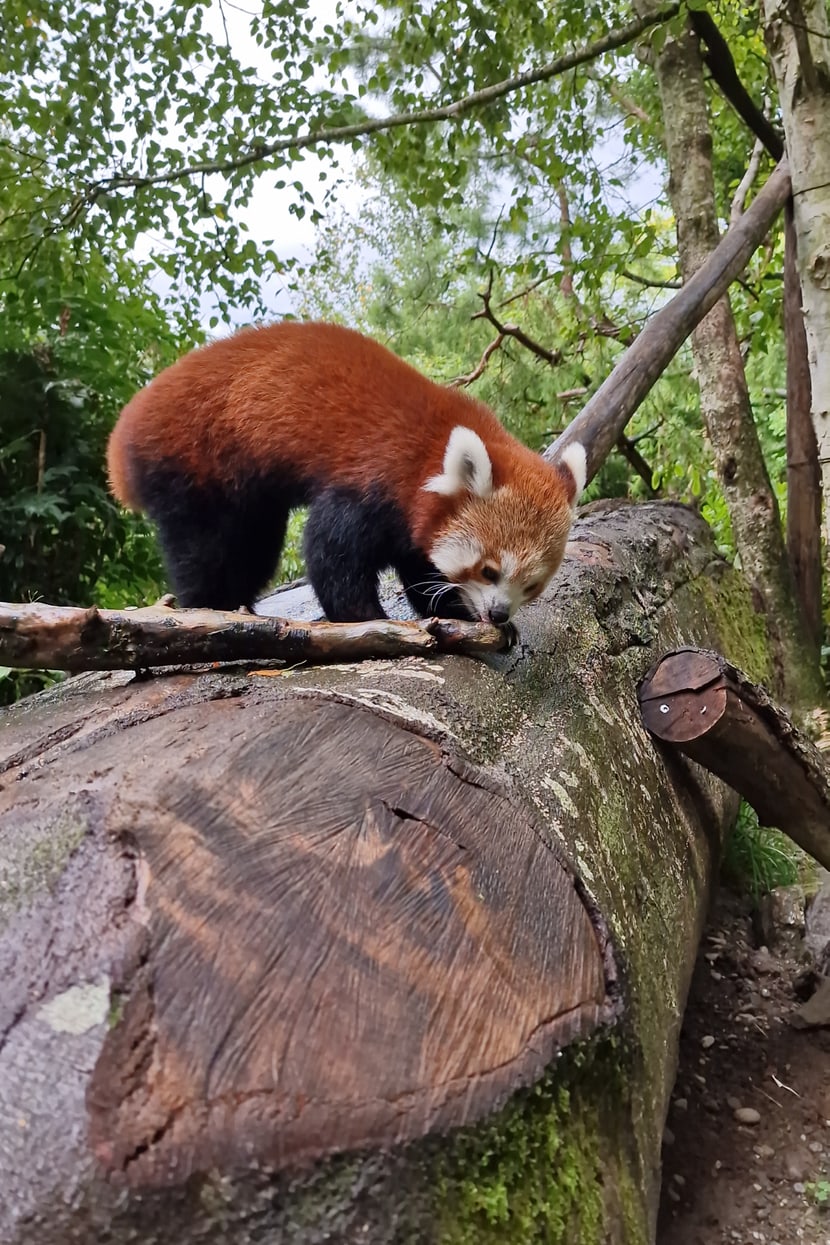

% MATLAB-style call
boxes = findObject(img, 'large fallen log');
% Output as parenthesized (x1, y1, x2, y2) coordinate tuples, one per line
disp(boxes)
(0, 501, 769, 1245)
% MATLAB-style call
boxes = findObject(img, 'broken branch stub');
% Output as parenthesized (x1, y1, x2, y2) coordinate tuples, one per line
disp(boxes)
(639, 648, 830, 867)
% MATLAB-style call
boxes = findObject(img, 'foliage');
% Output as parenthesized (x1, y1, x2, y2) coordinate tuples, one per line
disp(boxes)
(0, 130, 203, 700)
(0, 0, 687, 315)
(721, 800, 802, 900)
(0, 247, 192, 600)
(0, 0, 799, 517)
(0, 0, 816, 686)
(806, 1179, 830, 1210)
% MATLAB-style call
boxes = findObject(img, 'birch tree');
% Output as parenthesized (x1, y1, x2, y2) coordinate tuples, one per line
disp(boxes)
(632, 2, 817, 696)
(764, 0, 830, 567)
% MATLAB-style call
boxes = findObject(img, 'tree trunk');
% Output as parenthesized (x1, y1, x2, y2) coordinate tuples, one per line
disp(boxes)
(0, 503, 769, 1245)
(784, 202, 823, 647)
(633, 5, 819, 703)
(764, 0, 830, 579)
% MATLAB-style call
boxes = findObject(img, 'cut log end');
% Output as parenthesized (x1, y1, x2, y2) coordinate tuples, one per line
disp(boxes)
(639, 647, 830, 870)
(2, 687, 614, 1189)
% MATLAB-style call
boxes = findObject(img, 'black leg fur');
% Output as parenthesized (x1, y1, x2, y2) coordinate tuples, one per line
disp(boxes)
(133, 463, 296, 610)
(303, 488, 390, 622)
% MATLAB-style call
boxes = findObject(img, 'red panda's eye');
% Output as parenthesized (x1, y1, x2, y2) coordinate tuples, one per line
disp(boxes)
(481, 565, 500, 584)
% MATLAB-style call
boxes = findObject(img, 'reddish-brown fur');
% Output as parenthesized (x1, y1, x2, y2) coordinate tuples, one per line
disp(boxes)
(107, 321, 573, 552)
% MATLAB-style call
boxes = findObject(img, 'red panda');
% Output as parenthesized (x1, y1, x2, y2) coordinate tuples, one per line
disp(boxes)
(107, 321, 586, 628)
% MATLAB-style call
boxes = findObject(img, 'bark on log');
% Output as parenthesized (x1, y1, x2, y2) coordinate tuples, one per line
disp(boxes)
(0, 502, 770, 1245)
(639, 648, 830, 867)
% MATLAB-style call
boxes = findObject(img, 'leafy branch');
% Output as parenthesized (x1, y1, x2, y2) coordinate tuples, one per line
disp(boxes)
(54, 5, 680, 208)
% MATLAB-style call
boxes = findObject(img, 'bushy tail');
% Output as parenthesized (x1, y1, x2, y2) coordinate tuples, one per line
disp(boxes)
(106, 416, 141, 511)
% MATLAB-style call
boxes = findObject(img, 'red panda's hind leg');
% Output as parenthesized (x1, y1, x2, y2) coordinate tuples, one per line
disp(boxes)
(135, 463, 292, 611)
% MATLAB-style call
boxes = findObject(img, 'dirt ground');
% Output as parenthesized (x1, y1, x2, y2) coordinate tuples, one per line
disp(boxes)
(657, 890, 830, 1245)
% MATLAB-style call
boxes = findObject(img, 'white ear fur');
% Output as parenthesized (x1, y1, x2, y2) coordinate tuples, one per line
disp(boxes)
(423, 426, 494, 498)
(558, 442, 587, 505)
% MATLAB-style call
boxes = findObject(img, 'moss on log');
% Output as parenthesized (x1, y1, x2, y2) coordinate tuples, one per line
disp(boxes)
(0, 501, 769, 1244)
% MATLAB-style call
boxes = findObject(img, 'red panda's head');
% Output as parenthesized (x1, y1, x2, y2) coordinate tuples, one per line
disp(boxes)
(423, 427, 586, 625)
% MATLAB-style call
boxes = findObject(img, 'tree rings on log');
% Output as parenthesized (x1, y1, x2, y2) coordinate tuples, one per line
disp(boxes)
(0, 684, 613, 1188)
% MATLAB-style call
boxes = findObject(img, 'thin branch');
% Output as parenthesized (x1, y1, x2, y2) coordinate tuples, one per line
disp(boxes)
(449, 333, 506, 387)
(600, 77, 653, 124)
(497, 272, 559, 308)
(730, 136, 767, 223)
(473, 274, 564, 364)
(616, 433, 658, 496)
(557, 184, 574, 297)
(66, 5, 681, 199)
(689, 9, 784, 158)
(216, 0, 232, 48)
(36, 431, 46, 495)
(621, 268, 682, 290)
(481, 207, 504, 263)
(629, 421, 664, 445)
(0, 602, 511, 673)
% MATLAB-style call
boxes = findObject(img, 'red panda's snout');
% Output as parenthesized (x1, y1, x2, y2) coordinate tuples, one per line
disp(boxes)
(424, 429, 586, 623)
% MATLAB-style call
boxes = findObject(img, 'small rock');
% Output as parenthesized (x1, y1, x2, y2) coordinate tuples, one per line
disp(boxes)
(672, 1173, 686, 1187)
(727, 1094, 743, 1111)
(667, 1186, 681, 1203)
(805, 871, 830, 966)
(794, 1181, 805, 1194)
(701, 1034, 715, 1049)
(754, 1144, 775, 1159)
(756, 885, 806, 956)
(783, 1149, 811, 1181)
(748, 947, 779, 975)
(673, 1097, 688, 1112)
(663, 1126, 675, 1147)
(735, 1107, 761, 1125)
(703, 1094, 720, 1113)
(808, 1140, 823, 1154)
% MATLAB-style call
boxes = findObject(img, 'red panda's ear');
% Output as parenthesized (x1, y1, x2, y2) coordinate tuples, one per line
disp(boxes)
(423, 426, 494, 499)
(556, 442, 587, 506)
